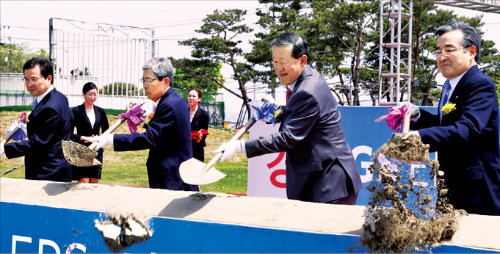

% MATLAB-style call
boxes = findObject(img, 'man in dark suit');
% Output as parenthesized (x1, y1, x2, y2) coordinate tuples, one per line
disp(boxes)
(408, 22, 500, 215)
(215, 32, 362, 204)
(1, 58, 73, 182)
(92, 57, 198, 191)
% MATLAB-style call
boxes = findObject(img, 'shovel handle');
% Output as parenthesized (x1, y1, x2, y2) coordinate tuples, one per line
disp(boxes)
(402, 113, 411, 134)
(202, 117, 257, 174)
(89, 117, 127, 150)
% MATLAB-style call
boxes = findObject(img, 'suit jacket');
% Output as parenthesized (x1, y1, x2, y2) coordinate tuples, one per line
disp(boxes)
(70, 104, 109, 165)
(5, 88, 73, 182)
(113, 88, 198, 191)
(411, 65, 500, 215)
(191, 106, 210, 162)
(245, 65, 362, 203)
(71, 104, 109, 144)
(191, 107, 210, 148)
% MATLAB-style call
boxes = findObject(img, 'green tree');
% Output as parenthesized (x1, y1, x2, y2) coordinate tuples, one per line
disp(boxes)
(248, 0, 379, 106)
(0, 43, 48, 73)
(177, 9, 255, 121)
(246, 0, 309, 99)
(170, 58, 225, 93)
(101, 82, 142, 96)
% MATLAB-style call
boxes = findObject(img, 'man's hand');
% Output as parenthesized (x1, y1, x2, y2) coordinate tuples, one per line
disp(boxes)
(213, 140, 246, 162)
(397, 102, 420, 120)
(0, 144, 4, 157)
(90, 134, 114, 151)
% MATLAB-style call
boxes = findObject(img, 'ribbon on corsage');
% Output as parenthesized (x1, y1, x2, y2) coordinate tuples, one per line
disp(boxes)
(119, 103, 146, 133)
(191, 129, 209, 143)
(375, 104, 408, 133)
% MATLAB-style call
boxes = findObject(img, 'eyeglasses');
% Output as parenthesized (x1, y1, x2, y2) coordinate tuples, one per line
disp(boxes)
(273, 58, 300, 67)
(140, 78, 158, 84)
(435, 47, 467, 58)
(22, 77, 45, 84)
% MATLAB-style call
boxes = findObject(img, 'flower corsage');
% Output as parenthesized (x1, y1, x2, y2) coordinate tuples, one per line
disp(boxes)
(441, 102, 456, 115)
(143, 113, 154, 128)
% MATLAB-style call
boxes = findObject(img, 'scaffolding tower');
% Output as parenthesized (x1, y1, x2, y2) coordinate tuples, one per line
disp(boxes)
(378, 0, 413, 106)
(423, 0, 500, 14)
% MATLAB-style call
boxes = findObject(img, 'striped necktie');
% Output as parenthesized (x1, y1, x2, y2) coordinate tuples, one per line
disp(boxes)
(33, 98, 38, 109)
(439, 80, 451, 123)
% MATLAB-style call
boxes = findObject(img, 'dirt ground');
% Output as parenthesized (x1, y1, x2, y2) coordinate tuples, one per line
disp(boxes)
(361, 133, 465, 253)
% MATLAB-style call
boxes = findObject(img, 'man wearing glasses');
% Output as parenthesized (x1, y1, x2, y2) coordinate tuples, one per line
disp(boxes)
(406, 22, 500, 215)
(1, 58, 73, 182)
(215, 32, 362, 204)
(91, 57, 198, 191)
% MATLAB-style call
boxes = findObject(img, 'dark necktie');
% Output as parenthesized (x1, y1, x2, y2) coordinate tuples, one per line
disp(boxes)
(439, 80, 451, 123)
(286, 88, 292, 104)
(33, 98, 38, 109)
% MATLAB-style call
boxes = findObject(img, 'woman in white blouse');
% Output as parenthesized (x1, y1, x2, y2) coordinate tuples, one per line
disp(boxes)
(70, 82, 109, 183)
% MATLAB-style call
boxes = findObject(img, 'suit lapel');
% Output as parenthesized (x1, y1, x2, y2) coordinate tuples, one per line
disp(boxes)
(78, 104, 92, 129)
(93, 106, 101, 132)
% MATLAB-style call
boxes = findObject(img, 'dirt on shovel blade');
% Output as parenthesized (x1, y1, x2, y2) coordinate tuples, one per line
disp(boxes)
(361, 133, 465, 253)
(62, 140, 99, 167)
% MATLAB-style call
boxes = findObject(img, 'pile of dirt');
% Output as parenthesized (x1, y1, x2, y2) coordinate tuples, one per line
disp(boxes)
(361, 134, 465, 253)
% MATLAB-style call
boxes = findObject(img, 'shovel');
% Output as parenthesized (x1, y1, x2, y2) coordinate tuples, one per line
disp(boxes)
(1, 126, 26, 177)
(62, 103, 144, 167)
(1, 125, 22, 147)
(62, 117, 127, 167)
(180, 117, 256, 185)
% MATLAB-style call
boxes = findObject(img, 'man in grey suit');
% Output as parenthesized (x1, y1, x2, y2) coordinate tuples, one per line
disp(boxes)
(215, 32, 362, 204)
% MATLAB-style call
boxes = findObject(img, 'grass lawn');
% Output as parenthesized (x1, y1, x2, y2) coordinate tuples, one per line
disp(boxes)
(0, 110, 249, 195)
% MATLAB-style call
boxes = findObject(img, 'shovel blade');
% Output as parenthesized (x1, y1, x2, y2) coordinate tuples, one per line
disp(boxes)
(179, 158, 226, 185)
(62, 140, 101, 167)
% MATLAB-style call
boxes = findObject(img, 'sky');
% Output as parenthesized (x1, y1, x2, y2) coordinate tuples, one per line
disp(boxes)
(1, 1, 499, 120)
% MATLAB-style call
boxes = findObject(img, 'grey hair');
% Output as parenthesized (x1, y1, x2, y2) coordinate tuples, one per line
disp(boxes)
(270, 32, 309, 59)
(142, 57, 174, 85)
(435, 21, 481, 63)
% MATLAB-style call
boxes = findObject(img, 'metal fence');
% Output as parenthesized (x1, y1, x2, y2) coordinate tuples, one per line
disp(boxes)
(1, 18, 225, 126)
(47, 18, 158, 111)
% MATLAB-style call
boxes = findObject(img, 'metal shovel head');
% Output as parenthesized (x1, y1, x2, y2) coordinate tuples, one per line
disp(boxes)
(179, 158, 226, 185)
(62, 140, 101, 167)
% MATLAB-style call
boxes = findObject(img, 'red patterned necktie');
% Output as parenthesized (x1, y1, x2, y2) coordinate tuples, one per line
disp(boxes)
(286, 88, 292, 104)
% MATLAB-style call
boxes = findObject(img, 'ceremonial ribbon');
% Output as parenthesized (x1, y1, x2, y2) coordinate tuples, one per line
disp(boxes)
(375, 104, 408, 133)
(249, 100, 280, 124)
(191, 129, 209, 143)
(119, 103, 145, 133)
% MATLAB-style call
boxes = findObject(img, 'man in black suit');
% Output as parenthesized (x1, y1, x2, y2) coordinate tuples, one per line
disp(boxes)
(408, 22, 500, 215)
(1, 58, 73, 182)
(215, 32, 362, 204)
(92, 57, 198, 191)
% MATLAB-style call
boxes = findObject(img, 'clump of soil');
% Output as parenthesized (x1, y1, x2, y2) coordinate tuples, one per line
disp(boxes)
(361, 133, 465, 253)
(95, 213, 153, 253)
(376, 134, 430, 163)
